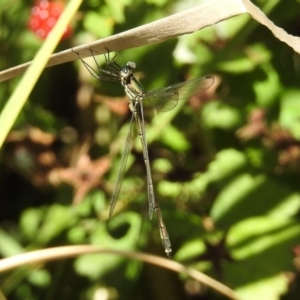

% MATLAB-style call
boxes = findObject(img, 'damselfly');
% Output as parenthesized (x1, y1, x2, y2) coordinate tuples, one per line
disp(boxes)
(75, 49, 214, 257)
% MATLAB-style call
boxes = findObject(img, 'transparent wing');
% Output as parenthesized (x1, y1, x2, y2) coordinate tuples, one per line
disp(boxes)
(143, 75, 214, 112)
(109, 114, 135, 217)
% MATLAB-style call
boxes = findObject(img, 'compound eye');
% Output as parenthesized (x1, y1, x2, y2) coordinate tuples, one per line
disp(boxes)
(127, 61, 136, 69)
(121, 67, 130, 78)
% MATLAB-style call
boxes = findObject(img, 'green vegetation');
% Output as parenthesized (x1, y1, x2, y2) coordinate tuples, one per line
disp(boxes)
(1, 0, 300, 299)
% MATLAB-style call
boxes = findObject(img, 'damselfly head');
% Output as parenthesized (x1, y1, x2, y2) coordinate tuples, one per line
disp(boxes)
(120, 66, 134, 79)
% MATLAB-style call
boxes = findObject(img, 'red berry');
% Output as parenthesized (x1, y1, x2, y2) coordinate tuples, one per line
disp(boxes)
(28, 0, 72, 40)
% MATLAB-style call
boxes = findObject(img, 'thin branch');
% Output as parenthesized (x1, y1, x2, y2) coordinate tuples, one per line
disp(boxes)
(0, 245, 240, 300)
(1, 0, 299, 83)
(0, 0, 246, 82)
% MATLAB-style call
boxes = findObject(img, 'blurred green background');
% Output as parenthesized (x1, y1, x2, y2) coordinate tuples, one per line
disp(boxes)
(1, 0, 300, 299)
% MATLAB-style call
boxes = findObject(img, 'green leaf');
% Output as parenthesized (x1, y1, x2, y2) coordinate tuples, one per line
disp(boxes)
(75, 212, 142, 279)
(153, 158, 173, 173)
(0, 228, 24, 256)
(84, 12, 114, 38)
(225, 217, 300, 300)
(206, 149, 248, 184)
(104, 0, 130, 23)
(211, 173, 300, 228)
(279, 89, 300, 139)
(35, 204, 74, 245)
(254, 63, 281, 107)
(146, 0, 168, 6)
(158, 180, 182, 198)
(201, 101, 242, 129)
(218, 56, 256, 73)
(27, 269, 51, 287)
(160, 124, 190, 151)
(20, 208, 44, 241)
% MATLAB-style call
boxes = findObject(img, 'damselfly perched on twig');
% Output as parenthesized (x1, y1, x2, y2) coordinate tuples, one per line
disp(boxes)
(75, 49, 214, 257)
